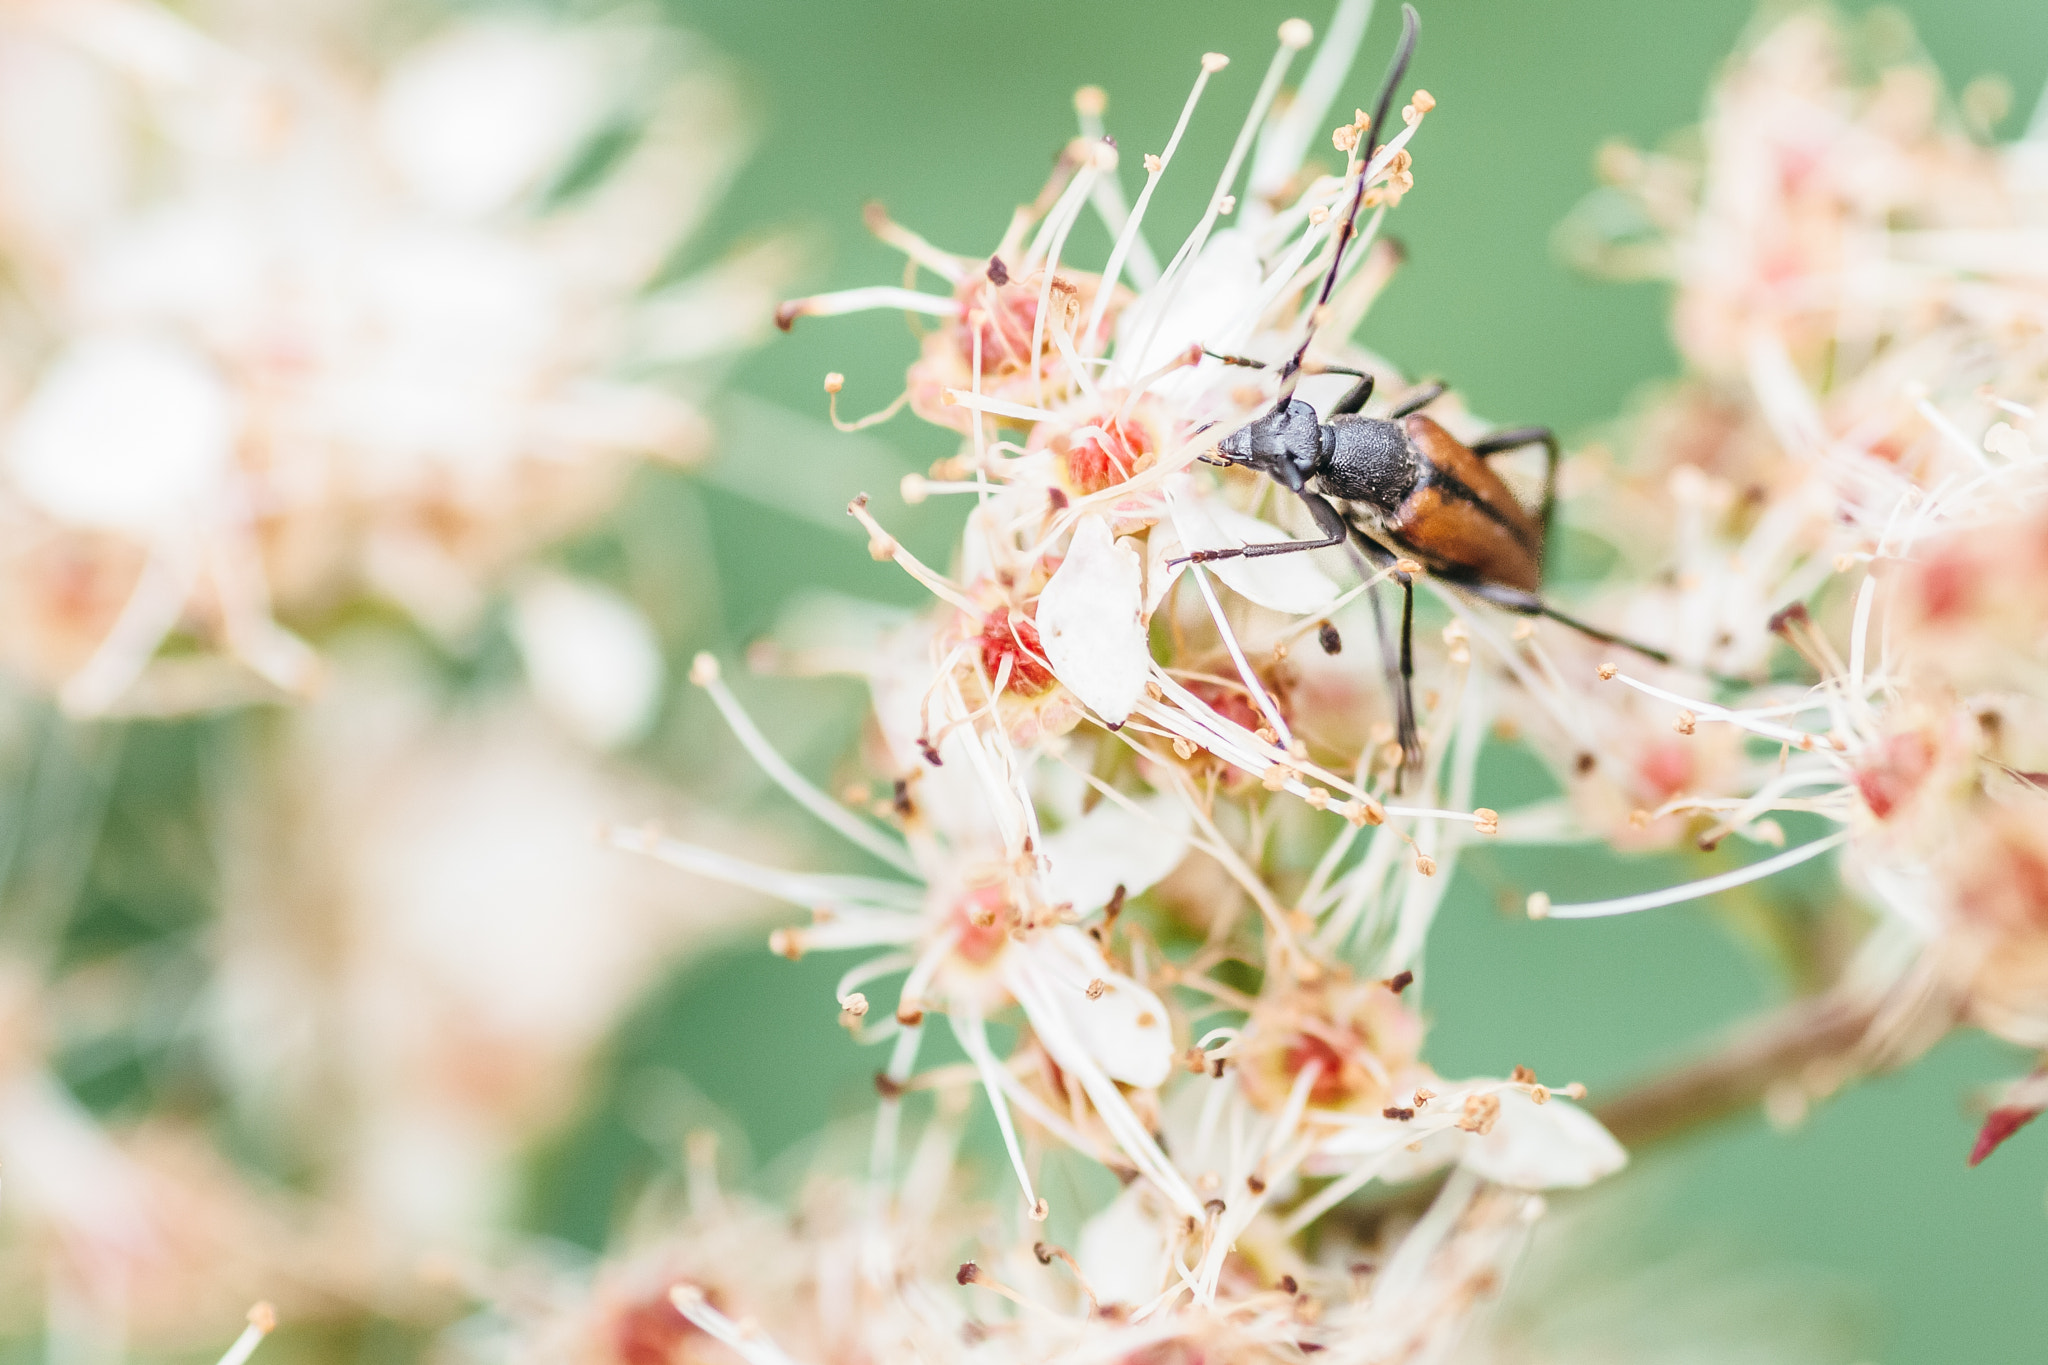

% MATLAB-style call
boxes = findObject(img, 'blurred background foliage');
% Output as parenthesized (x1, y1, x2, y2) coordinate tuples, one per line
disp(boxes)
(11, 0, 2048, 1361)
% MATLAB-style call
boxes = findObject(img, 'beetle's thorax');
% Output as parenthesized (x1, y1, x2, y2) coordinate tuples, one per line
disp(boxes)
(1314, 415, 1418, 512)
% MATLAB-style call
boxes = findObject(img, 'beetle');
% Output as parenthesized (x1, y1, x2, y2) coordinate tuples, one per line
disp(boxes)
(1176, 5, 1679, 781)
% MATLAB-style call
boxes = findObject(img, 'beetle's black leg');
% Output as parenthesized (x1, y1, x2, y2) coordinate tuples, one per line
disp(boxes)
(1468, 425, 1559, 575)
(1387, 381, 1447, 419)
(1458, 580, 1675, 665)
(1349, 529, 1423, 784)
(1172, 491, 1348, 565)
(1325, 368, 1376, 417)
(1204, 350, 1376, 416)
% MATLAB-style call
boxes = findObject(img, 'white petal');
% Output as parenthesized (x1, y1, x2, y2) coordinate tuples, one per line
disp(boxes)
(1115, 230, 1263, 391)
(1036, 515, 1150, 724)
(1011, 927, 1173, 1088)
(1077, 1187, 1172, 1307)
(7, 335, 235, 531)
(511, 574, 666, 749)
(1168, 495, 1340, 614)
(1457, 1089, 1627, 1189)
(1040, 791, 1190, 912)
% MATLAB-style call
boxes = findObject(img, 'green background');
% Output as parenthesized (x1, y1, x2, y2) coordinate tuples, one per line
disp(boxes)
(546, 1, 2048, 1361)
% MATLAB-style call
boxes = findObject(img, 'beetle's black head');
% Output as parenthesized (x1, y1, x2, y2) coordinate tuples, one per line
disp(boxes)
(1214, 399, 1326, 489)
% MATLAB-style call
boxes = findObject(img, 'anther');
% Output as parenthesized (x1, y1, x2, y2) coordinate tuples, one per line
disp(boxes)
(1414, 853, 1437, 877)
(1086, 978, 1107, 999)
(1597, 662, 1617, 680)
(1278, 17, 1313, 47)
(1317, 621, 1342, 654)
(1074, 85, 1107, 118)
(900, 473, 929, 504)
(1278, 1273, 1299, 1294)
(823, 372, 844, 394)
(689, 652, 721, 687)
(1674, 710, 1697, 735)
(1386, 969, 1414, 994)
(1473, 808, 1499, 836)
(1526, 892, 1552, 920)
(1201, 52, 1229, 72)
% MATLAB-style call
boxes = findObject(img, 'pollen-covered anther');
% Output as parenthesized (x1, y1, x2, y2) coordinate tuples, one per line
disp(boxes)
(1474, 807, 1499, 835)
(1597, 662, 1617, 680)
(1395, 558, 1423, 576)
(1526, 892, 1552, 920)
(1309, 206, 1331, 225)
(768, 927, 805, 959)
(1415, 853, 1437, 877)
(1674, 709, 1697, 735)
(839, 992, 869, 1018)
(1030, 1197, 1050, 1220)
(1529, 1084, 1551, 1105)
(1173, 737, 1197, 760)
(1262, 764, 1295, 791)
(896, 1000, 925, 1026)
(1345, 798, 1386, 827)
(1144, 152, 1163, 173)
(1218, 194, 1237, 214)
(1185, 1045, 1210, 1074)
(1458, 1092, 1502, 1135)
(1086, 978, 1108, 1000)
(1306, 786, 1330, 810)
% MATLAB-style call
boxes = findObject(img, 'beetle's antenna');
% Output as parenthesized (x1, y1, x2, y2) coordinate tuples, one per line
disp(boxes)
(1273, 3, 1418, 409)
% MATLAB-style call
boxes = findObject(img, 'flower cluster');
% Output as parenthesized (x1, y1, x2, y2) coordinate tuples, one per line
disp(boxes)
(1551, 11, 2048, 1156)
(590, 7, 1636, 1355)
(0, 0, 781, 716)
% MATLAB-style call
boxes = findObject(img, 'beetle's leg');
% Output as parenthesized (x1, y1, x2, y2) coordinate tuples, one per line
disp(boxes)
(1203, 349, 1268, 369)
(1387, 380, 1447, 419)
(1323, 367, 1376, 417)
(1171, 491, 1348, 566)
(1349, 529, 1423, 785)
(1459, 580, 1676, 665)
(1468, 425, 1559, 576)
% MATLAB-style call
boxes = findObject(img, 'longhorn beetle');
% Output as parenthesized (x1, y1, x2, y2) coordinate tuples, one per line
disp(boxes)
(1177, 4, 1681, 783)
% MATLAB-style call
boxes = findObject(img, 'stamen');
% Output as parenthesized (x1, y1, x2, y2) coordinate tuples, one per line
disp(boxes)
(869, 1021, 924, 1193)
(689, 654, 922, 874)
(950, 1010, 1047, 1218)
(847, 495, 981, 612)
(1186, 563, 1294, 748)
(1126, 26, 1306, 385)
(940, 389, 1059, 423)
(1603, 667, 1835, 753)
(823, 372, 911, 432)
(1086, 52, 1228, 351)
(1533, 828, 1851, 919)
(215, 1305, 275, 1365)
(669, 1288, 815, 1365)
(774, 285, 957, 332)
(860, 201, 967, 284)
(1249, 0, 1372, 202)
(607, 826, 923, 926)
